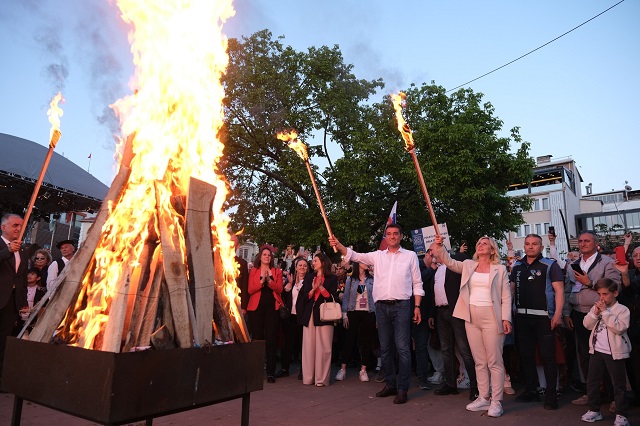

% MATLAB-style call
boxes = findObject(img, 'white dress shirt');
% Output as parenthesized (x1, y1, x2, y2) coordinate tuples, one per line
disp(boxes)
(47, 256, 71, 292)
(344, 247, 424, 302)
(434, 264, 448, 306)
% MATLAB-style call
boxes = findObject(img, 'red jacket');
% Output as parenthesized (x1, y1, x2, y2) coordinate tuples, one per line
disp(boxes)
(247, 267, 284, 311)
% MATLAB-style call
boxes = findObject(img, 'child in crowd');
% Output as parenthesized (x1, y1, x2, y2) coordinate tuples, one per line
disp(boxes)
(581, 278, 631, 426)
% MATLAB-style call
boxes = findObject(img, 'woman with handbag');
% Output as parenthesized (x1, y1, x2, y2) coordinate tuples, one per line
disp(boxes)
(297, 251, 338, 386)
(335, 262, 376, 382)
(276, 256, 310, 379)
(247, 245, 284, 383)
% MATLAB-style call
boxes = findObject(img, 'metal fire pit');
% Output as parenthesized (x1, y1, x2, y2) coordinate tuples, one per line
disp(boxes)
(1, 338, 264, 426)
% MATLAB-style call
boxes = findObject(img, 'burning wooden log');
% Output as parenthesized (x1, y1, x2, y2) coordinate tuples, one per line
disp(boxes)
(24, 158, 250, 351)
(26, 164, 131, 343)
(185, 177, 215, 344)
(154, 181, 193, 349)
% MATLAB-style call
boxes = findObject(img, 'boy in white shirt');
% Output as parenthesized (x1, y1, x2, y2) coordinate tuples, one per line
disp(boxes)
(581, 278, 631, 426)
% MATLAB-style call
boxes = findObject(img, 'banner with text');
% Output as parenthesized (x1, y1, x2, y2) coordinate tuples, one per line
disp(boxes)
(411, 223, 451, 255)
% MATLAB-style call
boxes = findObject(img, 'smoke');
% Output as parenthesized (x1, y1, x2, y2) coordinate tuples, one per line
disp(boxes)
(2, 1, 130, 151)
(74, 2, 130, 151)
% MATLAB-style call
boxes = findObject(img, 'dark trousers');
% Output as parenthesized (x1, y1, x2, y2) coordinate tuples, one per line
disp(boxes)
(281, 314, 302, 371)
(247, 295, 280, 377)
(411, 310, 430, 383)
(557, 324, 579, 387)
(0, 290, 18, 376)
(515, 314, 557, 398)
(340, 310, 376, 367)
(587, 351, 628, 417)
(436, 305, 477, 388)
(572, 310, 591, 381)
(376, 300, 412, 392)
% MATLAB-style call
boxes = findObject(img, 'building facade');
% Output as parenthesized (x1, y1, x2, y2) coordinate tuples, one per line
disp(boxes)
(506, 155, 583, 257)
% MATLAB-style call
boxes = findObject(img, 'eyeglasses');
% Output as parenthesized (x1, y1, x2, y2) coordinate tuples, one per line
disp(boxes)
(35, 257, 46, 260)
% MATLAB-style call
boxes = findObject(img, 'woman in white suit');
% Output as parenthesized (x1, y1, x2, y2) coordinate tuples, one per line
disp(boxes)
(431, 235, 512, 418)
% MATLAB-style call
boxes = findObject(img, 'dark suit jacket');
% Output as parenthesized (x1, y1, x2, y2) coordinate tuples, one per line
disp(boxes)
(296, 274, 338, 327)
(443, 252, 469, 307)
(0, 238, 28, 310)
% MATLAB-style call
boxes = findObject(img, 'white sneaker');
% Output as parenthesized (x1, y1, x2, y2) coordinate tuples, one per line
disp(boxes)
(573, 394, 589, 405)
(466, 397, 491, 412)
(335, 369, 346, 381)
(457, 375, 470, 389)
(581, 410, 603, 423)
(488, 400, 503, 417)
(614, 415, 630, 426)
(359, 369, 369, 382)
(428, 371, 444, 385)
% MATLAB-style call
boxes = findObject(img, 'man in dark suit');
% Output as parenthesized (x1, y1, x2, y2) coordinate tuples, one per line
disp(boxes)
(429, 244, 478, 401)
(0, 213, 28, 382)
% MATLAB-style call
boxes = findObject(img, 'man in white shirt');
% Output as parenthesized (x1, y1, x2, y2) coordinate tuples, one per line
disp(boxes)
(47, 239, 76, 292)
(329, 224, 424, 404)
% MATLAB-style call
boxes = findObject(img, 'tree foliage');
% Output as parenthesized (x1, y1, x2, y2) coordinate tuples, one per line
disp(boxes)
(222, 30, 534, 254)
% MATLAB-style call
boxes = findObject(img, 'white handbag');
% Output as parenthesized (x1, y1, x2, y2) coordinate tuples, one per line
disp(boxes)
(319, 294, 342, 322)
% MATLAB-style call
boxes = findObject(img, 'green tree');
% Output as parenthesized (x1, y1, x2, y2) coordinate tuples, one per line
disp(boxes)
(328, 83, 534, 252)
(221, 31, 533, 254)
(221, 30, 382, 249)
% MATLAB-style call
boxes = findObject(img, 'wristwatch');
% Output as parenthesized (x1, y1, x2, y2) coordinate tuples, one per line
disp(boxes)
(415, 305, 421, 309)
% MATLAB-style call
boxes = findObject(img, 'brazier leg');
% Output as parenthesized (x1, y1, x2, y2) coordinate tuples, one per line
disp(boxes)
(11, 395, 23, 426)
(241, 393, 250, 426)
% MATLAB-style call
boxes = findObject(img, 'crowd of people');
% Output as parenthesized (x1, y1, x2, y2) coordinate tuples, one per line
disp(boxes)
(2, 209, 639, 425)
(237, 226, 639, 425)
(0, 213, 77, 385)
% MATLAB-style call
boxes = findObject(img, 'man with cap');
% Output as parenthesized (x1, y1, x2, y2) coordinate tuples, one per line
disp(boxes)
(0, 213, 28, 383)
(46, 239, 76, 292)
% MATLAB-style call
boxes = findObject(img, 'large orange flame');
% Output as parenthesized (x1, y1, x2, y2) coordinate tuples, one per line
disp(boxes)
(66, 0, 237, 350)
(390, 92, 415, 152)
(277, 129, 309, 161)
(47, 92, 64, 147)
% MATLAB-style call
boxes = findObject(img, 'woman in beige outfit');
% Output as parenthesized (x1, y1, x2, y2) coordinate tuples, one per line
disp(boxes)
(431, 235, 512, 417)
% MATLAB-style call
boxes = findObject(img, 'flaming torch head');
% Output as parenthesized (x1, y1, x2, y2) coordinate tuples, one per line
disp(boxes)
(277, 129, 309, 162)
(390, 92, 415, 152)
(47, 92, 64, 148)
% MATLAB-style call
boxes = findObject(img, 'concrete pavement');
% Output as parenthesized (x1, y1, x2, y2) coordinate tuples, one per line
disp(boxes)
(1, 364, 634, 425)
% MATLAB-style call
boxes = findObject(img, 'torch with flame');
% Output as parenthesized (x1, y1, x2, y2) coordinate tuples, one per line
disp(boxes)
(390, 92, 440, 236)
(278, 130, 337, 252)
(18, 92, 64, 242)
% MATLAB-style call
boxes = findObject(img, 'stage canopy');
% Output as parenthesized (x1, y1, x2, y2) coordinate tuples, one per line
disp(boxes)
(0, 133, 109, 219)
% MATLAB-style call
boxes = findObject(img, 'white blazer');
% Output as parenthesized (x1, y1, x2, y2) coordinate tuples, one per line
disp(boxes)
(439, 248, 512, 334)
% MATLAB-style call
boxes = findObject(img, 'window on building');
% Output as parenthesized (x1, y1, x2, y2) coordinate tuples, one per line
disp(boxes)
(240, 248, 249, 260)
(627, 212, 640, 230)
(524, 224, 531, 235)
(542, 198, 549, 210)
(544, 223, 550, 234)
(516, 226, 523, 237)
(533, 199, 540, 211)
(536, 224, 542, 235)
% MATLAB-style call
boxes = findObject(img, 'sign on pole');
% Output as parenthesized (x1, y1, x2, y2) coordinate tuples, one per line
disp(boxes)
(411, 223, 451, 255)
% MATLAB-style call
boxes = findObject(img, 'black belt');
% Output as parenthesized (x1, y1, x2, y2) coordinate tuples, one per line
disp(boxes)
(378, 299, 406, 305)
(436, 304, 449, 308)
